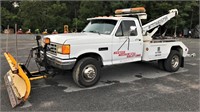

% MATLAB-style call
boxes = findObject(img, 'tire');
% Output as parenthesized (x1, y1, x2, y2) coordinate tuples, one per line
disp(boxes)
(72, 57, 101, 87)
(164, 50, 181, 72)
(158, 59, 166, 70)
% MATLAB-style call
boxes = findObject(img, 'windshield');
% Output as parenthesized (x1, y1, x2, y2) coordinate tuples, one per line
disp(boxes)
(83, 19, 117, 35)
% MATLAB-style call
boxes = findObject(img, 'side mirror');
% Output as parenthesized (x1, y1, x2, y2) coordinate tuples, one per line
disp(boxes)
(130, 26, 137, 32)
(35, 35, 41, 40)
(130, 26, 137, 36)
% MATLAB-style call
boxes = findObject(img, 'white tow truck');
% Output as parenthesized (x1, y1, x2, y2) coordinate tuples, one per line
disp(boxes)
(42, 7, 191, 87)
(5, 7, 197, 108)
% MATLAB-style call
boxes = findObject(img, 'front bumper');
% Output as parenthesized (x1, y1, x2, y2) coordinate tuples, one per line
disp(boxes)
(46, 55, 76, 70)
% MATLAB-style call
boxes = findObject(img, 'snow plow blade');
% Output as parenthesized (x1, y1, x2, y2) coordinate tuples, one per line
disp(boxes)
(4, 52, 31, 108)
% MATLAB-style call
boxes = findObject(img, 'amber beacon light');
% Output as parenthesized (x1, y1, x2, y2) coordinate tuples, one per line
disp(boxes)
(115, 7, 146, 14)
(44, 38, 50, 44)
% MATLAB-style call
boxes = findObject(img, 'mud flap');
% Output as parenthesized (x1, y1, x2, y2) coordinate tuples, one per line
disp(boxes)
(180, 57, 184, 67)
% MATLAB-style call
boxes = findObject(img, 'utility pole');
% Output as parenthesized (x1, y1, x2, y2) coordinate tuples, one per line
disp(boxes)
(189, 9, 194, 38)
(190, 9, 194, 30)
(75, 9, 77, 32)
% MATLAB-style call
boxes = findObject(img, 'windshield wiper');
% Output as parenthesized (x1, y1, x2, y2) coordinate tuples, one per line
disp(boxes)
(88, 30, 100, 35)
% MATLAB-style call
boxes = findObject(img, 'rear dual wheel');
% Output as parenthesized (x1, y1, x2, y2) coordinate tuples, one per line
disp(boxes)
(158, 50, 181, 72)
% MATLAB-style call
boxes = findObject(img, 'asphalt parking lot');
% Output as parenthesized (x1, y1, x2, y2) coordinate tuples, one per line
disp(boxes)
(1, 34, 199, 111)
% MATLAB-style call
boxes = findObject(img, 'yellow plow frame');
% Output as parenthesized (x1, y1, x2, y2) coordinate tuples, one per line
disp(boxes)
(4, 52, 46, 108)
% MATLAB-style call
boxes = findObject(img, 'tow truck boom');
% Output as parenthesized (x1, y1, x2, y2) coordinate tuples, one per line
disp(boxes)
(142, 9, 178, 36)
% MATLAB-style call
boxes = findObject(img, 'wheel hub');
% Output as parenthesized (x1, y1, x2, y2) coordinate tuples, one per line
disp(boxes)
(83, 65, 96, 81)
(171, 55, 179, 68)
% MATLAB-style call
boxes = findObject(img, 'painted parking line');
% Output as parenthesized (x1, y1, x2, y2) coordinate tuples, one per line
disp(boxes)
(186, 63, 198, 66)
(29, 67, 188, 93)
(62, 68, 188, 93)
(20, 100, 32, 108)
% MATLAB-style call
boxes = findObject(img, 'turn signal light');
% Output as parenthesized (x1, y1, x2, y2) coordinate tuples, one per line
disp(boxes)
(62, 45, 70, 54)
(44, 38, 50, 44)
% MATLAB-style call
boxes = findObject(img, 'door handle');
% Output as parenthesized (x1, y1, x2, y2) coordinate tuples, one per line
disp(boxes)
(99, 47, 108, 51)
(135, 39, 141, 41)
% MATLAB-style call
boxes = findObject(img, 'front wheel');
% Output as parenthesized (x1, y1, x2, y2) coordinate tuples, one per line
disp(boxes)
(164, 50, 181, 72)
(72, 57, 101, 87)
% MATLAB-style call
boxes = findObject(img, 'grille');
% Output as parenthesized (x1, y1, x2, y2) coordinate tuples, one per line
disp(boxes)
(48, 43, 57, 55)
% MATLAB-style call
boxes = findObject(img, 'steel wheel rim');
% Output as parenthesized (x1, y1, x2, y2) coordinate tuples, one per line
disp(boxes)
(82, 64, 97, 82)
(171, 55, 179, 68)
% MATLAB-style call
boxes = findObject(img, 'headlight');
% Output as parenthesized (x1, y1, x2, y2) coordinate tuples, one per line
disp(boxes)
(57, 44, 70, 54)
(57, 45, 62, 53)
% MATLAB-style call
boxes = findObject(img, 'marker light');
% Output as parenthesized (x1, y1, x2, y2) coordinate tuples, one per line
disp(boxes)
(44, 38, 50, 44)
(146, 47, 149, 51)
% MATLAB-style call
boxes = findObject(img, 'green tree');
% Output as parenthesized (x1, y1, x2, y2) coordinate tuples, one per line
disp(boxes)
(45, 2, 70, 32)
(1, 1, 199, 34)
(75, 1, 114, 31)
(1, 1, 20, 30)
(18, 1, 50, 32)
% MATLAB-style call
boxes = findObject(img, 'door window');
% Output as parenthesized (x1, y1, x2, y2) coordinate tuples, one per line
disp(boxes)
(115, 20, 137, 37)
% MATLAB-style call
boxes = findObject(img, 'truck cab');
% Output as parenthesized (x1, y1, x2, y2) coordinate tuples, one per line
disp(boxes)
(44, 17, 143, 69)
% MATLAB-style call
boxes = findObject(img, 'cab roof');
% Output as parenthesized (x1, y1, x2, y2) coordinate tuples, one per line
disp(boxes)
(87, 7, 147, 21)
(87, 16, 136, 21)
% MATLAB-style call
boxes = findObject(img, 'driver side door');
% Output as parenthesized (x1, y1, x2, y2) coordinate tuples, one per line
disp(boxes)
(112, 20, 143, 64)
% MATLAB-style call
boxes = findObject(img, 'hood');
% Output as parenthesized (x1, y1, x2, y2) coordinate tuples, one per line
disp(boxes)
(43, 33, 105, 44)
